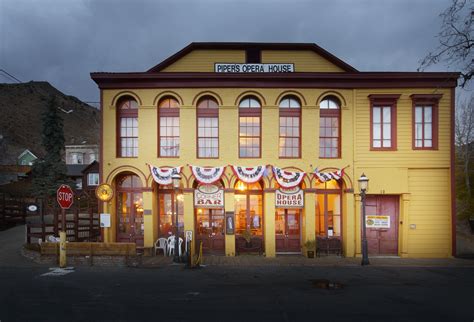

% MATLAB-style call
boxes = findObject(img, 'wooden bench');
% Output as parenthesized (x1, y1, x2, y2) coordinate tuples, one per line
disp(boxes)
(316, 237, 342, 257)
(236, 236, 263, 255)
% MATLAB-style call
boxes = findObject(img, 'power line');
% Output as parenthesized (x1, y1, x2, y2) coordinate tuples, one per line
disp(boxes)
(0, 69, 22, 83)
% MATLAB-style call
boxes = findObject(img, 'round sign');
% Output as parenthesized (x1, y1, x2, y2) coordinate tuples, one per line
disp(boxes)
(27, 204, 38, 212)
(95, 183, 114, 202)
(57, 184, 74, 209)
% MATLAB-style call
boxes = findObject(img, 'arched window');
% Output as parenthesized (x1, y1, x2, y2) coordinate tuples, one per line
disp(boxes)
(319, 96, 341, 158)
(239, 96, 261, 158)
(197, 97, 219, 158)
(116, 174, 143, 246)
(279, 95, 301, 158)
(158, 97, 180, 157)
(117, 97, 138, 157)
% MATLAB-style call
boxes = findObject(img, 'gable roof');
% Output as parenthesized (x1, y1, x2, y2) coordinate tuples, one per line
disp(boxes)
(147, 42, 358, 73)
(17, 149, 38, 160)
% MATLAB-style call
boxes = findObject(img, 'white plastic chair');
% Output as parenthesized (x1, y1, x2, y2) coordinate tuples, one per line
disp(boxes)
(167, 236, 184, 256)
(154, 237, 168, 256)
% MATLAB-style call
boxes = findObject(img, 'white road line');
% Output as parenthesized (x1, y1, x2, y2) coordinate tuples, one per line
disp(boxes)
(40, 267, 75, 277)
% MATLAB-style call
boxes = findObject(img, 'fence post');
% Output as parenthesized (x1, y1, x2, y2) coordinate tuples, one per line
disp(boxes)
(53, 204, 59, 236)
(89, 208, 93, 241)
(74, 208, 79, 241)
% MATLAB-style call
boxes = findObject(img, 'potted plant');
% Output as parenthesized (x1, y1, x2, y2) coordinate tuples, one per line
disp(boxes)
(242, 229, 252, 248)
(304, 240, 316, 258)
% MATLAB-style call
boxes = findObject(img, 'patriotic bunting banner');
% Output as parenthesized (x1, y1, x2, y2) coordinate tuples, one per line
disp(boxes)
(231, 165, 266, 184)
(272, 167, 306, 189)
(149, 165, 182, 185)
(314, 168, 344, 182)
(190, 165, 225, 184)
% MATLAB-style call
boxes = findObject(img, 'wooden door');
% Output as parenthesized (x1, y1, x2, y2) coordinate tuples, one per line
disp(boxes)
(275, 209, 301, 253)
(117, 191, 144, 246)
(364, 195, 399, 255)
(196, 209, 225, 254)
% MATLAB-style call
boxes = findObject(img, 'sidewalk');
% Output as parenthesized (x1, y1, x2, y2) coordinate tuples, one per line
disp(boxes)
(141, 254, 474, 268)
(0, 224, 42, 267)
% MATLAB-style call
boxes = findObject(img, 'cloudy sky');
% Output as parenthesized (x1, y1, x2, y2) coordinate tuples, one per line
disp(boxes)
(0, 0, 457, 104)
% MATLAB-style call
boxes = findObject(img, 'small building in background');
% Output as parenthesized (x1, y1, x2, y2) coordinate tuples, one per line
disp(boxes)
(17, 149, 38, 166)
(65, 144, 99, 165)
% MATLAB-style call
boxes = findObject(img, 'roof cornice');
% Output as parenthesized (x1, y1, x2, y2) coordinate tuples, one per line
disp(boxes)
(90, 72, 460, 89)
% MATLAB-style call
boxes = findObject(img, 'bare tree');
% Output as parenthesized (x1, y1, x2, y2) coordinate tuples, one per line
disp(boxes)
(419, 0, 474, 87)
(456, 96, 474, 198)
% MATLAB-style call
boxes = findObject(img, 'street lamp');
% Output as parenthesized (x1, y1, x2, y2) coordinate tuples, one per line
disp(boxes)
(172, 173, 181, 263)
(358, 173, 370, 266)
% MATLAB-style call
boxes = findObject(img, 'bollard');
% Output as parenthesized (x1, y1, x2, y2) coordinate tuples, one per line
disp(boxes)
(59, 231, 66, 268)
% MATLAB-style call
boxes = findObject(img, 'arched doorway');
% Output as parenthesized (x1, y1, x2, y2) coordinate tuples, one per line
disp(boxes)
(234, 180, 264, 249)
(116, 174, 144, 246)
(194, 181, 225, 254)
(275, 184, 304, 253)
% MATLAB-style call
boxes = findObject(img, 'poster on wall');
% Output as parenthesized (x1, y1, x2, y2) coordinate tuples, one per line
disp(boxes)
(275, 187, 304, 208)
(194, 184, 224, 208)
(366, 215, 390, 228)
(225, 211, 235, 235)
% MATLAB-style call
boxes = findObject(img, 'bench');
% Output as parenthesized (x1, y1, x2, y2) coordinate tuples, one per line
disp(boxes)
(236, 236, 263, 255)
(316, 237, 342, 257)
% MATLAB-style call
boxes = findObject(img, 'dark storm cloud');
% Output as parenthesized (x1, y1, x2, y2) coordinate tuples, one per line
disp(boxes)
(0, 0, 450, 102)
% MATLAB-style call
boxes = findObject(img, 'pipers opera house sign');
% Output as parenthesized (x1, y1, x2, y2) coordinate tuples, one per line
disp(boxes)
(215, 63, 294, 73)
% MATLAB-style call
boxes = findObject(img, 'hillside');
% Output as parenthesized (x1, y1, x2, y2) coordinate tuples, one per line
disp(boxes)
(0, 81, 100, 165)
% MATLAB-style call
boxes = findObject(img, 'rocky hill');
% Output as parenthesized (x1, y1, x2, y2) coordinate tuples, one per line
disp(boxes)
(0, 81, 100, 165)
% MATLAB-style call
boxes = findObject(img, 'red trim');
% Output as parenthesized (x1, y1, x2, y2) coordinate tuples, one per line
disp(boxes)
(369, 95, 400, 151)
(146, 42, 358, 73)
(91, 72, 460, 89)
(450, 87, 456, 257)
(99, 90, 104, 242)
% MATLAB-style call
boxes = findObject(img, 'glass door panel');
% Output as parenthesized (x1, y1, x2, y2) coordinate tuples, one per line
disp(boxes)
(249, 195, 262, 236)
(234, 194, 247, 235)
(275, 209, 285, 235)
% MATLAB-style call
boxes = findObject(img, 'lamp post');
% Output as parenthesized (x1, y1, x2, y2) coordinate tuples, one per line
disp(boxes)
(358, 173, 370, 266)
(172, 173, 181, 263)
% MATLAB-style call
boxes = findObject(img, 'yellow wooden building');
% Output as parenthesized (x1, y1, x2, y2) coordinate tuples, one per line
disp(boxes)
(91, 42, 458, 258)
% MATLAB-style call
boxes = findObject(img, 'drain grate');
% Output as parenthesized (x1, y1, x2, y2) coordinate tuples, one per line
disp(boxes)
(309, 279, 344, 289)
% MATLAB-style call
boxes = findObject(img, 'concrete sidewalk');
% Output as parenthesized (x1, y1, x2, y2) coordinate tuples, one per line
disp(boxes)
(0, 224, 42, 267)
(141, 253, 474, 268)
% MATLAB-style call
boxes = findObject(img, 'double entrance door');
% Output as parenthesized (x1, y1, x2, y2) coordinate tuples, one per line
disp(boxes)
(195, 209, 225, 254)
(275, 209, 301, 253)
(364, 195, 399, 255)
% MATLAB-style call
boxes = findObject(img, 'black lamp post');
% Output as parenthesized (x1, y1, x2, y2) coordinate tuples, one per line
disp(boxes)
(172, 173, 181, 263)
(358, 173, 370, 266)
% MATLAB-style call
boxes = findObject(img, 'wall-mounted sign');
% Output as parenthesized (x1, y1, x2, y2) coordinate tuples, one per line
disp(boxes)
(100, 213, 111, 228)
(194, 184, 224, 208)
(185, 230, 193, 242)
(225, 211, 235, 235)
(366, 215, 390, 229)
(275, 187, 304, 208)
(215, 63, 294, 73)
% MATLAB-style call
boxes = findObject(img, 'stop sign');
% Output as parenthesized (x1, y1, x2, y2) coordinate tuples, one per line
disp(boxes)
(57, 184, 74, 209)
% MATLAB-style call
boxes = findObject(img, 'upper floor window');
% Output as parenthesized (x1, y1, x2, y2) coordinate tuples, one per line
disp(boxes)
(239, 96, 261, 158)
(279, 95, 301, 158)
(319, 96, 341, 158)
(87, 173, 99, 186)
(158, 97, 180, 157)
(71, 152, 84, 164)
(117, 97, 138, 157)
(411, 94, 441, 150)
(197, 97, 219, 158)
(368, 95, 400, 151)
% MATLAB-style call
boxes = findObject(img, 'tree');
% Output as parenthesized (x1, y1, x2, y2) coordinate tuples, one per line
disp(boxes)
(419, 0, 474, 87)
(456, 96, 474, 197)
(31, 95, 71, 197)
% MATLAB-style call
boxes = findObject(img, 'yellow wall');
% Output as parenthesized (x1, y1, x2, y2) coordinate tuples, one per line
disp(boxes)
(160, 49, 346, 73)
(100, 85, 453, 258)
(261, 50, 345, 72)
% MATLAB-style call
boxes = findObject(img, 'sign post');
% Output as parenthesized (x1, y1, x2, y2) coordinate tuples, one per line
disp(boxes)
(56, 184, 74, 268)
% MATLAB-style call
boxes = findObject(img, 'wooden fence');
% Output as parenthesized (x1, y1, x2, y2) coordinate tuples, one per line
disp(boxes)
(0, 194, 29, 229)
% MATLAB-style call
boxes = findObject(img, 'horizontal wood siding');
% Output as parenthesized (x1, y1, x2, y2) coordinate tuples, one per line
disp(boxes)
(161, 50, 246, 72)
(355, 88, 451, 168)
(261, 50, 345, 72)
(407, 169, 451, 257)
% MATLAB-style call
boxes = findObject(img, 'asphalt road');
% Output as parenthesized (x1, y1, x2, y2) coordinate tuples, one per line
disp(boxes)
(0, 264, 473, 322)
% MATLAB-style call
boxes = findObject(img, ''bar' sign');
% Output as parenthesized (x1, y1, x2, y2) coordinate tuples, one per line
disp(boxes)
(215, 63, 294, 73)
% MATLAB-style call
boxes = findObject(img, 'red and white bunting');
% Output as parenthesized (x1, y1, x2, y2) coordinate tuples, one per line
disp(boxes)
(314, 168, 344, 182)
(231, 165, 266, 184)
(272, 167, 306, 189)
(190, 165, 225, 184)
(149, 165, 182, 185)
